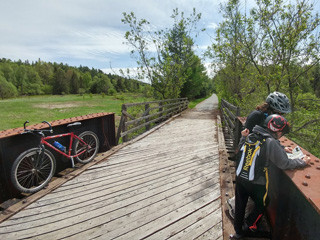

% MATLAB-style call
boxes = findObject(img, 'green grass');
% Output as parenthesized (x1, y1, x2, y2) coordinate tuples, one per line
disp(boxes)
(188, 97, 207, 109)
(0, 94, 213, 132)
(0, 93, 154, 131)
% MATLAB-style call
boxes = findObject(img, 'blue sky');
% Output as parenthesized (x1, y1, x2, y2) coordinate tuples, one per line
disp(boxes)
(0, 0, 258, 77)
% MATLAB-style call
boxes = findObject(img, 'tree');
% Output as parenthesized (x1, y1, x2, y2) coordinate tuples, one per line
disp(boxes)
(0, 74, 18, 99)
(250, 0, 320, 114)
(90, 74, 114, 94)
(207, 0, 320, 157)
(80, 71, 92, 92)
(34, 60, 54, 85)
(52, 67, 68, 95)
(0, 62, 16, 83)
(116, 78, 126, 92)
(15, 65, 27, 94)
(122, 8, 207, 99)
(313, 63, 320, 97)
(206, 0, 254, 102)
(24, 67, 43, 95)
(207, 0, 320, 108)
(180, 55, 209, 99)
(70, 71, 80, 94)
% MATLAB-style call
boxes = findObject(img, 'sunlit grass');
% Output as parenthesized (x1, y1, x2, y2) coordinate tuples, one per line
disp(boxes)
(0, 93, 154, 131)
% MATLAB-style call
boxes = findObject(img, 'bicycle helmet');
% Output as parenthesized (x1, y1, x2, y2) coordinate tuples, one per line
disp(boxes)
(263, 114, 290, 134)
(266, 91, 291, 114)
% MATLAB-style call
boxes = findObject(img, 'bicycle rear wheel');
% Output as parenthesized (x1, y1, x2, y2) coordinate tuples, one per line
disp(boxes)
(74, 131, 99, 164)
(11, 148, 56, 193)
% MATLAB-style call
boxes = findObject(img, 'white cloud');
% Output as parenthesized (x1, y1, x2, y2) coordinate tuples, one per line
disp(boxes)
(207, 22, 218, 30)
(0, 0, 225, 70)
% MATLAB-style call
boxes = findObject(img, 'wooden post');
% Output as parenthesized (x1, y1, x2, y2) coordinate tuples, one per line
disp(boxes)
(145, 104, 150, 131)
(159, 102, 163, 119)
(116, 115, 124, 144)
(122, 104, 128, 142)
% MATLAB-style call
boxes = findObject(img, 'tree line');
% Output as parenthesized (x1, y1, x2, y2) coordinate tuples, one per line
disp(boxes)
(0, 58, 151, 99)
(206, 0, 320, 157)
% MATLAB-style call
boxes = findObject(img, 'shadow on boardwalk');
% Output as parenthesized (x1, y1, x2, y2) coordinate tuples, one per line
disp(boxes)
(0, 94, 230, 240)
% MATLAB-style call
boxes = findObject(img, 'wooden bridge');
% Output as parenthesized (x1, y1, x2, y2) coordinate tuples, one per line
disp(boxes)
(0, 94, 235, 239)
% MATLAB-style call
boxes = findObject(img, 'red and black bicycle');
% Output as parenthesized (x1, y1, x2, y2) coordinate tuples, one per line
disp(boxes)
(10, 121, 99, 193)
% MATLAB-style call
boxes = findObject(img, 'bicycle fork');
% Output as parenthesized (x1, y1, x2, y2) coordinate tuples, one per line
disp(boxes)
(70, 156, 75, 168)
(35, 144, 46, 169)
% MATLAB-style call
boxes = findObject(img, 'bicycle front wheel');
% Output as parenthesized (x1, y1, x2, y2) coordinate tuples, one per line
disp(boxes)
(11, 148, 56, 194)
(74, 131, 99, 164)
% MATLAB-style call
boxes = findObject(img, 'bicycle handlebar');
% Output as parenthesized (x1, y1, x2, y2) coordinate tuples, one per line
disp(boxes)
(42, 121, 53, 132)
(23, 120, 53, 135)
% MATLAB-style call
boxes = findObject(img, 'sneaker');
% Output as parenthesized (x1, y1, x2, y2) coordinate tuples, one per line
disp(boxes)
(227, 198, 235, 219)
(249, 225, 258, 232)
(229, 233, 243, 239)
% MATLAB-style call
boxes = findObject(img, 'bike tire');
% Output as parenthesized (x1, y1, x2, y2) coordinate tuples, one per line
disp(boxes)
(11, 148, 56, 194)
(74, 131, 99, 164)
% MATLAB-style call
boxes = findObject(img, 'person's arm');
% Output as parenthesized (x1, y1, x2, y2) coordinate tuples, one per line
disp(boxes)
(268, 139, 309, 169)
(284, 146, 293, 153)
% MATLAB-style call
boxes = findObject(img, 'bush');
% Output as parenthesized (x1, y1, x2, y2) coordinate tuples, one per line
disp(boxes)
(0, 76, 18, 99)
(108, 88, 116, 96)
(42, 85, 53, 94)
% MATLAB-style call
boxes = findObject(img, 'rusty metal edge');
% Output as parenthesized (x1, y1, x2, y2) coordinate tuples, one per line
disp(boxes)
(280, 136, 320, 214)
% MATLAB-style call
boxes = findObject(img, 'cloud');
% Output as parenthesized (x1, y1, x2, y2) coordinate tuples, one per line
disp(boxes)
(207, 22, 218, 30)
(0, 0, 224, 70)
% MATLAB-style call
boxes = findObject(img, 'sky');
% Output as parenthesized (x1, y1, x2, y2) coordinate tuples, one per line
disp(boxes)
(0, 0, 258, 77)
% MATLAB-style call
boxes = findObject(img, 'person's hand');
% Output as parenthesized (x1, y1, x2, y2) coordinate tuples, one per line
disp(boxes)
(241, 128, 249, 137)
(302, 156, 311, 165)
(284, 146, 293, 153)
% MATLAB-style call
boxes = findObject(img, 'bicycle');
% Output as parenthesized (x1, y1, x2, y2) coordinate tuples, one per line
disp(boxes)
(10, 120, 99, 194)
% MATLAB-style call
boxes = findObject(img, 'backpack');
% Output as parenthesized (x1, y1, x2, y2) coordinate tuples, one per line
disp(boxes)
(236, 134, 268, 181)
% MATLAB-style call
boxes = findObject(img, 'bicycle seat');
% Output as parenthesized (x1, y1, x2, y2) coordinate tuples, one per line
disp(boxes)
(67, 122, 82, 128)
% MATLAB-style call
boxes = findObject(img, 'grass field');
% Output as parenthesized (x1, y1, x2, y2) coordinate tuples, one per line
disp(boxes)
(0, 93, 155, 131)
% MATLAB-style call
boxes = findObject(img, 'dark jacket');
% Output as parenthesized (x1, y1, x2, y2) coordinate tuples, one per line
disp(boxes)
(245, 110, 266, 133)
(238, 125, 306, 185)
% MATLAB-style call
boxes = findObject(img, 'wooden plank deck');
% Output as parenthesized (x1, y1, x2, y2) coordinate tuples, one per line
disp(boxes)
(0, 95, 226, 240)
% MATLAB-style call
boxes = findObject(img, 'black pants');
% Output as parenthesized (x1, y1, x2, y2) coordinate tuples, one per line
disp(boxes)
(234, 177, 269, 234)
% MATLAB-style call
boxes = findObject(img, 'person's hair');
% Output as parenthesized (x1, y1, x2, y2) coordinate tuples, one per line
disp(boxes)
(256, 102, 270, 112)
(256, 101, 281, 115)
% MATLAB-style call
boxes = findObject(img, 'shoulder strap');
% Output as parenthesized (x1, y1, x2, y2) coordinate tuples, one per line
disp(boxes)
(236, 134, 268, 181)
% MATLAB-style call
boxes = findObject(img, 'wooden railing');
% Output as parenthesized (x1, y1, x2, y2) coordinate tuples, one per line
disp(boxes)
(116, 98, 188, 143)
(220, 99, 242, 152)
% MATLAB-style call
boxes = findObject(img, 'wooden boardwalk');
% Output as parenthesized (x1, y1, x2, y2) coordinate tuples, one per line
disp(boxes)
(0, 95, 229, 239)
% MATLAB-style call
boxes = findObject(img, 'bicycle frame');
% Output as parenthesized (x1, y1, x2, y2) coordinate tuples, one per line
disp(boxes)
(41, 132, 90, 167)
(11, 120, 99, 194)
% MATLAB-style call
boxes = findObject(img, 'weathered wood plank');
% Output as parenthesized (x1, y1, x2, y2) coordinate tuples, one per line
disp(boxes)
(2, 172, 219, 239)
(144, 199, 221, 239)
(2, 161, 218, 227)
(69, 180, 221, 240)
(168, 206, 222, 240)
(24, 147, 218, 204)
